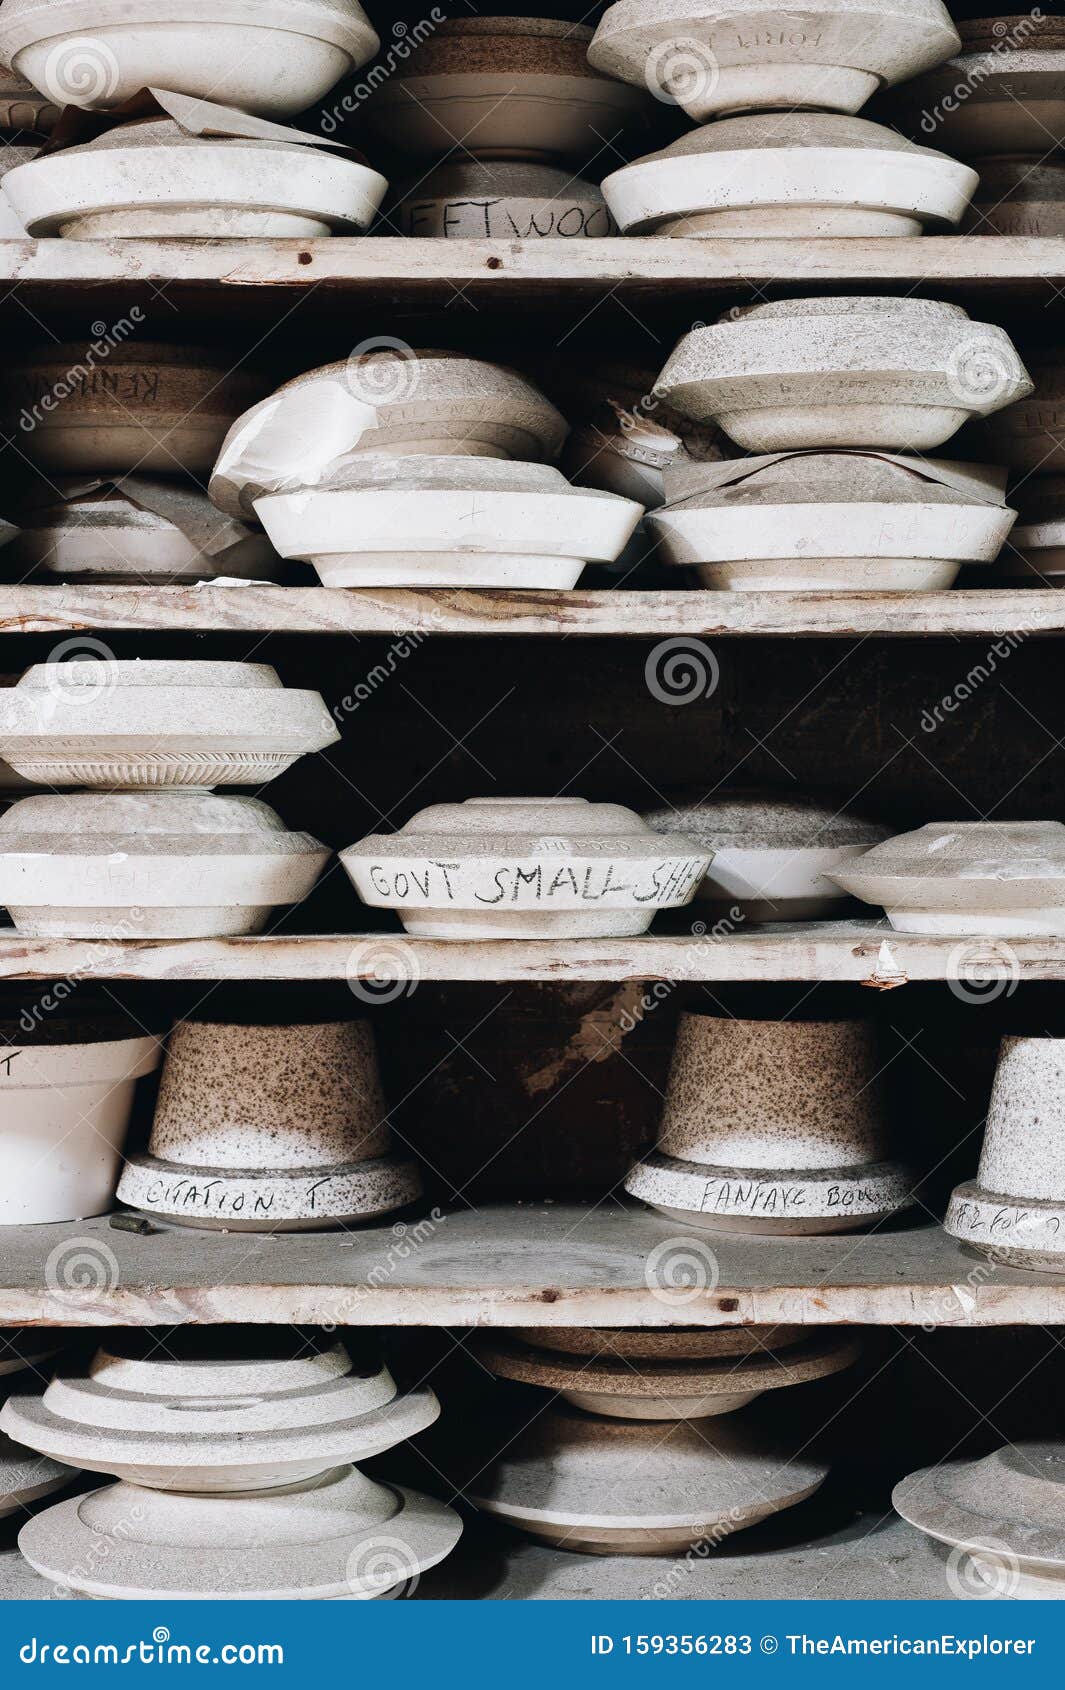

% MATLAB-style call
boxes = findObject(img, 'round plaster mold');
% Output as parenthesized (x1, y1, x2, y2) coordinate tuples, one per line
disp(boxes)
(588, 0, 960, 123)
(829, 821, 1065, 935)
(643, 789, 889, 920)
(974, 348, 1065, 473)
(649, 451, 1013, 591)
(964, 159, 1065, 238)
(624, 1012, 912, 1234)
(0, 660, 338, 790)
(341, 797, 712, 939)
(891, 15, 1065, 161)
(655, 298, 1032, 452)
(0, 1433, 73, 1520)
(894, 1443, 1065, 1599)
(363, 17, 650, 164)
(602, 113, 975, 238)
(3, 341, 268, 476)
(946, 1035, 1065, 1272)
(0, 792, 329, 938)
(0, 1023, 159, 1224)
(470, 1404, 829, 1554)
(118, 1018, 422, 1230)
(393, 159, 612, 238)
(253, 457, 643, 589)
(1, 1334, 441, 1491)
(4, 118, 387, 240)
(209, 352, 568, 521)
(476, 1326, 860, 1418)
(995, 476, 1065, 585)
(0, 0, 379, 119)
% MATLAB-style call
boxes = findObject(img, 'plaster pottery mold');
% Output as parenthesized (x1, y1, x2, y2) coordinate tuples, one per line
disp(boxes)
(254, 457, 643, 589)
(341, 797, 711, 939)
(0, 1434, 73, 1520)
(973, 349, 1065, 473)
(7, 477, 284, 584)
(209, 353, 568, 521)
(363, 18, 650, 164)
(0, 142, 38, 235)
(997, 477, 1065, 585)
(829, 821, 1065, 935)
(894, 1444, 1065, 1599)
(118, 1018, 422, 1231)
(0, 1018, 159, 1224)
(4, 341, 268, 476)
(655, 298, 1032, 452)
(946, 1036, 1065, 1273)
(649, 452, 1013, 591)
(0, 660, 338, 789)
(393, 160, 612, 238)
(0, 0, 379, 118)
(588, 0, 959, 122)
(625, 1012, 912, 1234)
(964, 160, 1065, 238)
(0, 66, 58, 132)
(476, 1326, 859, 1419)
(470, 1405, 828, 1554)
(7, 1334, 462, 1599)
(4, 115, 387, 240)
(0, 793, 329, 938)
(892, 16, 1065, 161)
(643, 790, 889, 921)
(602, 114, 975, 238)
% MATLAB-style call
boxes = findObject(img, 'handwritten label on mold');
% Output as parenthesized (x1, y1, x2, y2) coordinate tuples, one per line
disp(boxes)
(951, 1198, 1060, 1237)
(0, 1050, 23, 1079)
(699, 1178, 881, 1216)
(364, 858, 706, 906)
(401, 199, 613, 239)
(14, 371, 162, 407)
(143, 1174, 336, 1217)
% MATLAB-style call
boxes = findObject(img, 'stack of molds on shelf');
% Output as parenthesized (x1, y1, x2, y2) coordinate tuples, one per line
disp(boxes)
(0, 660, 336, 937)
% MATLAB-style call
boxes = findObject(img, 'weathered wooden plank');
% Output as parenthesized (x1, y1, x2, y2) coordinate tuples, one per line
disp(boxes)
(0, 585, 1059, 637)
(3, 237, 1065, 309)
(3, 1206, 1062, 1327)
(0, 924, 1052, 983)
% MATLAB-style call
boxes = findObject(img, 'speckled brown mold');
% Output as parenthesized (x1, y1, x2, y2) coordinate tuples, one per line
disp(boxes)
(973, 348, 1065, 473)
(393, 160, 611, 239)
(7, 476, 284, 583)
(0, 660, 338, 789)
(476, 1326, 860, 1418)
(470, 1404, 828, 1554)
(3, 341, 269, 476)
(588, 0, 959, 123)
(602, 113, 975, 238)
(656, 298, 1032, 452)
(643, 789, 889, 921)
(7, 1333, 461, 1599)
(0, 0, 379, 119)
(363, 17, 651, 164)
(946, 1036, 1065, 1272)
(894, 1443, 1065, 1598)
(7, 113, 388, 240)
(253, 456, 644, 589)
(829, 821, 1065, 935)
(342, 797, 712, 939)
(0, 792, 330, 938)
(649, 452, 1014, 592)
(209, 352, 568, 521)
(625, 1012, 912, 1234)
(0, 1024, 160, 1224)
(118, 1019, 422, 1231)
(891, 15, 1065, 161)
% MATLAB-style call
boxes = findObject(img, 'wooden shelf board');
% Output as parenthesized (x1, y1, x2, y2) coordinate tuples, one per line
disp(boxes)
(0, 584, 1058, 638)
(2, 1205, 1061, 1328)
(0, 923, 1054, 983)
(4, 236, 1065, 311)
